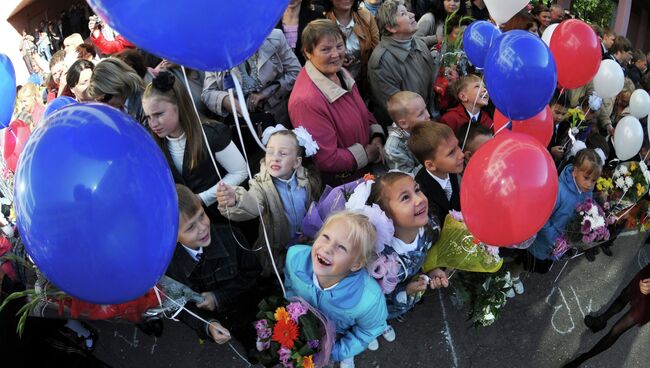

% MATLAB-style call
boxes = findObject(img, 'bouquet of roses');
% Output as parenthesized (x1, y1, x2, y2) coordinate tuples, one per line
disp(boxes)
(254, 296, 335, 368)
(609, 161, 650, 211)
(450, 267, 513, 327)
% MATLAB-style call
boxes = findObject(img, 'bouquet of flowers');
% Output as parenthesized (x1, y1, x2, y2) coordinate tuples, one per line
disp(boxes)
(609, 161, 650, 211)
(422, 211, 503, 274)
(450, 267, 513, 327)
(254, 296, 335, 368)
(552, 198, 617, 258)
(565, 107, 588, 136)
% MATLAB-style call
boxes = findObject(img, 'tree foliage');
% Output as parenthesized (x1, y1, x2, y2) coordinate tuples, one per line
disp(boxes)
(529, 0, 615, 29)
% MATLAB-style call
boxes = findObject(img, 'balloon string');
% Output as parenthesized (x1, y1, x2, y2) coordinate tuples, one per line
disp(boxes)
(228, 75, 286, 298)
(8, 127, 18, 141)
(178, 66, 259, 254)
(153, 286, 252, 367)
(493, 120, 511, 136)
(461, 74, 485, 151)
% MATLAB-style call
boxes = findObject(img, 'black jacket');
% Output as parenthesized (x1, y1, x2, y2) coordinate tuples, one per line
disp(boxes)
(165, 224, 260, 337)
(414, 168, 461, 224)
(161, 122, 232, 221)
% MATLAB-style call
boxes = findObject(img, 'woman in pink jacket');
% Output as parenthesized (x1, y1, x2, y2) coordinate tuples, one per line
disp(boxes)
(289, 19, 384, 186)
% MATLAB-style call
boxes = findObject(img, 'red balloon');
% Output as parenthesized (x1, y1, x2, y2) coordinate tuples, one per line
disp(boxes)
(3, 120, 31, 172)
(493, 106, 554, 146)
(550, 19, 601, 89)
(461, 132, 558, 246)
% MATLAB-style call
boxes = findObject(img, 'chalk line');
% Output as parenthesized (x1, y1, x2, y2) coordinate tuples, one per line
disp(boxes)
(438, 290, 459, 367)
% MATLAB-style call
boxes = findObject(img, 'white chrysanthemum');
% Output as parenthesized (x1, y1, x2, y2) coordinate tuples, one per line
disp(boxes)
(615, 177, 626, 189)
(592, 216, 605, 229)
(625, 176, 634, 188)
(620, 165, 629, 175)
(483, 310, 495, 322)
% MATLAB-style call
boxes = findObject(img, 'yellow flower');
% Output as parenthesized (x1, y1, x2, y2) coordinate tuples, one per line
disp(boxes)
(274, 307, 290, 322)
(596, 177, 613, 192)
(637, 183, 645, 197)
(303, 355, 314, 368)
(630, 162, 638, 172)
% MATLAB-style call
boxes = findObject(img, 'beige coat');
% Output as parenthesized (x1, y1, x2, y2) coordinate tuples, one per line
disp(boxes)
(201, 29, 302, 124)
(219, 161, 321, 277)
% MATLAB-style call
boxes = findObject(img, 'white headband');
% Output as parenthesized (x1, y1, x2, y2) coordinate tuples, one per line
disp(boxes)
(260, 124, 320, 157)
(570, 140, 606, 163)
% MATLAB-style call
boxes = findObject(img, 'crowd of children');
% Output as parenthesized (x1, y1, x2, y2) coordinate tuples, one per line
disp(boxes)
(2, 1, 650, 368)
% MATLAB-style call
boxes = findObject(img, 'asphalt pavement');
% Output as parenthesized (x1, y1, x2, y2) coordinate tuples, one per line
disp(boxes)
(91, 232, 650, 368)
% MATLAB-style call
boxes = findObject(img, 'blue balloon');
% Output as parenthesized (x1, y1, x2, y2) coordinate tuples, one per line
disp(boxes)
(484, 31, 558, 121)
(14, 103, 178, 304)
(0, 53, 16, 128)
(43, 96, 77, 121)
(87, 0, 289, 71)
(463, 20, 502, 69)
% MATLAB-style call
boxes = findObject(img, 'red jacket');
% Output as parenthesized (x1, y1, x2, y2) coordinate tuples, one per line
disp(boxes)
(91, 32, 135, 55)
(440, 104, 493, 133)
(289, 63, 381, 184)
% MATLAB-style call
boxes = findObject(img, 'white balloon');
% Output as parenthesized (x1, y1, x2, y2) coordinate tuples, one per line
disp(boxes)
(484, 0, 529, 25)
(613, 116, 643, 161)
(629, 89, 650, 119)
(541, 23, 559, 46)
(593, 59, 625, 99)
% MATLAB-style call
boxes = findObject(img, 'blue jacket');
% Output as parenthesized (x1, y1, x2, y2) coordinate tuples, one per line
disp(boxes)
(528, 165, 592, 260)
(284, 245, 388, 361)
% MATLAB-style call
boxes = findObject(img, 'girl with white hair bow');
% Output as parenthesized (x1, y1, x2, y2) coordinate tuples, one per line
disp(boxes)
(216, 125, 323, 278)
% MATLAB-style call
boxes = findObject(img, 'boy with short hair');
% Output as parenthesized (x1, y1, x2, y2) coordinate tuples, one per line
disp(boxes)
(456, 122, 493, 166)
(166, 184, 261, 350)
(549, 100, 570, 162)
(384, 91, 430, 174)
(408, 122, 465, 223)
(440, 74, 492, 133)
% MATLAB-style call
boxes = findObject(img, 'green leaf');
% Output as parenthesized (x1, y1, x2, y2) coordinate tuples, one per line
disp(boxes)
(297, 343, 314, 356)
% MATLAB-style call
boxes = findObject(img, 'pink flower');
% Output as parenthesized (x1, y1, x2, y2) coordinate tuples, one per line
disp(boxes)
(449, 210, 464, 222)
(256, 338, 270, 351)
(278, 347, 292, 365)
(254, 319, 272, 339)
(552, 235, 571, 259)
(286, 302, 308, 322)
(484, 245, 500, 257)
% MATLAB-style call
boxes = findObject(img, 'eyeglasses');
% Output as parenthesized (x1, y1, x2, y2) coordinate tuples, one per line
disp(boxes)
(98, 93, 113, 103)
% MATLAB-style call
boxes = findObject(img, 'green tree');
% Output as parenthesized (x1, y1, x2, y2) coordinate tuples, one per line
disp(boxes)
(571, 0, 615, 28)
(529, 0, 615, 28)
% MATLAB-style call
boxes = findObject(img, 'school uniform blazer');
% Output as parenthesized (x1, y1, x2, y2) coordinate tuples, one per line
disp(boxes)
(165, 224, 261, 337)
(414, 168, 461, 224)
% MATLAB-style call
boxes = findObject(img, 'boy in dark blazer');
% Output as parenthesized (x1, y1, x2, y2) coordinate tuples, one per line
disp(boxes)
(166, 184, 261, 351)
(408, 122, 464, 223)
